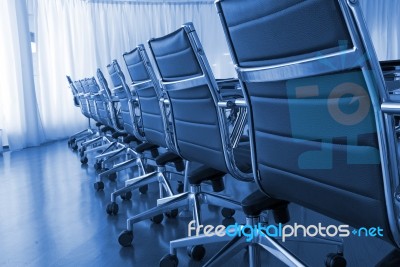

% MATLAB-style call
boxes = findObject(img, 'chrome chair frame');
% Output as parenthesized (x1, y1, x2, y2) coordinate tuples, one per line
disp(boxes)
(66, 76, 95, 149)
(92, 69, 148, 190)
(117, 24, 251, 248)
(106, 53, 186, 215)
(202, 0, 400, 266)
(72, 79, 103, 150)
(78, 78, 121, 165)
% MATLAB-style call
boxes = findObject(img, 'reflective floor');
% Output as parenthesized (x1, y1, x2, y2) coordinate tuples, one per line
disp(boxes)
(0, 140, 394, 266)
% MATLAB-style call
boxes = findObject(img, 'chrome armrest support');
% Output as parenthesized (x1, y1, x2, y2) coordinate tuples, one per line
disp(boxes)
(218, 98, 248, 148)
(160, 98, 170, 105)
(382, 102, 400, 115)
(382, 95, 400, 114)
(218, 98, 247, 108)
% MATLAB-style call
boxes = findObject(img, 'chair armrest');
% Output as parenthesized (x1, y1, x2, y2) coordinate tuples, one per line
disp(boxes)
(382, 94, 400, 114)
(218, 98, 247, 108)
(386, 80, 400, 93)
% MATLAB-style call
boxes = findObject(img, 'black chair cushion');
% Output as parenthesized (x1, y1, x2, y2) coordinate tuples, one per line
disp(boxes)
(155, 151, 181, 166)
(112, 132, 128, 139)
(241, 190, 289, 220)
(100, 126, 115, 133)
(135, 142, 159, 153)
(187, 163, 226, 186)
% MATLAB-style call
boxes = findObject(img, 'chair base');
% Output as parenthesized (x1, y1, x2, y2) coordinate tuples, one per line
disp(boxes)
(118, 184, 241, 247)
(160, 215, 346, 267)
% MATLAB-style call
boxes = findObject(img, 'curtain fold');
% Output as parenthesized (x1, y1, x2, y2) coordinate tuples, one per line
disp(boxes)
(1, 0, 398, 150)
(360, 0, 400, 60)
(35, 0, 91, 141)
(0, 0, 45, 150)
(35, 0, 235, 142)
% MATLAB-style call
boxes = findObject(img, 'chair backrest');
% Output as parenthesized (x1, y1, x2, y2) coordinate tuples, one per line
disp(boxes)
(66, 75, 80, 107)
(216, 0, 399, 245)
(73, 79, 91, 119)
(148, 23, 251, 179)
(123, 45, 171, 149)
(81, 78, 100, 123)
(86, 77, 112, 127)
(106, 62, 144, 140)
(96, 69, 125, 132)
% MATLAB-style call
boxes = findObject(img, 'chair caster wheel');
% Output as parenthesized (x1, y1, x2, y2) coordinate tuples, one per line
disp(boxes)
(150, 214, 164, 224)
(139, 184, 148, 194)
(106, 202, 119, 215)
(221, 208, 235, 218)
(165, 209, 179, 218)
(160, 254, 179, 267)
(187, 245, 205, 261)
(94, 160, 103, 171)
(107, 172, 117, 181)
(94, 181, 104, 191)
(79, 146, 86, 156)
(176, 182, 184, 194)
(68, 138, 75, 147)
(80, 156, 88, 164)
(72, 143, 78, 151)
(120, 192, 132, 201)
(118, 230, 133, 247)
(325, 253, 347, 267)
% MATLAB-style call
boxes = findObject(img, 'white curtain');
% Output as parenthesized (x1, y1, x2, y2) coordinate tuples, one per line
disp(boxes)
(35, 0, 92, 141)
(360, 0, 400, 60)
(0, 0, 44, 150)
(35, 0, 234, 142)
(1, 0, 398, 150)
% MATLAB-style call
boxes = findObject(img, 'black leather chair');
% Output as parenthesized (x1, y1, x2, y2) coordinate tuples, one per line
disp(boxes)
(117, 24, 252, 250)
(72, 79, 102, 151)
(195, 0, 400, 266)
(92, 68, 149, 191)
(150, 23, 301, 267)
(77, 77, 126, 166)
(103, 47, 187, 216)
(79, 77, 131, 166)
(66, 76, 95, 150)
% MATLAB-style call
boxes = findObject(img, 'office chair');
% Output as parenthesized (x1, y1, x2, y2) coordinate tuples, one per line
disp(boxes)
(167, 0, 400, 266)
(147, 23, 299, 267)
(117, 24, 251, 249)
(66, 76, 95, 150)
(68, 79, 104, 152)
(77, 78, 124, 166)
(78, 77, 133, 167)
(91, 68, 150, 191)
(103, 48, 187, 216)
